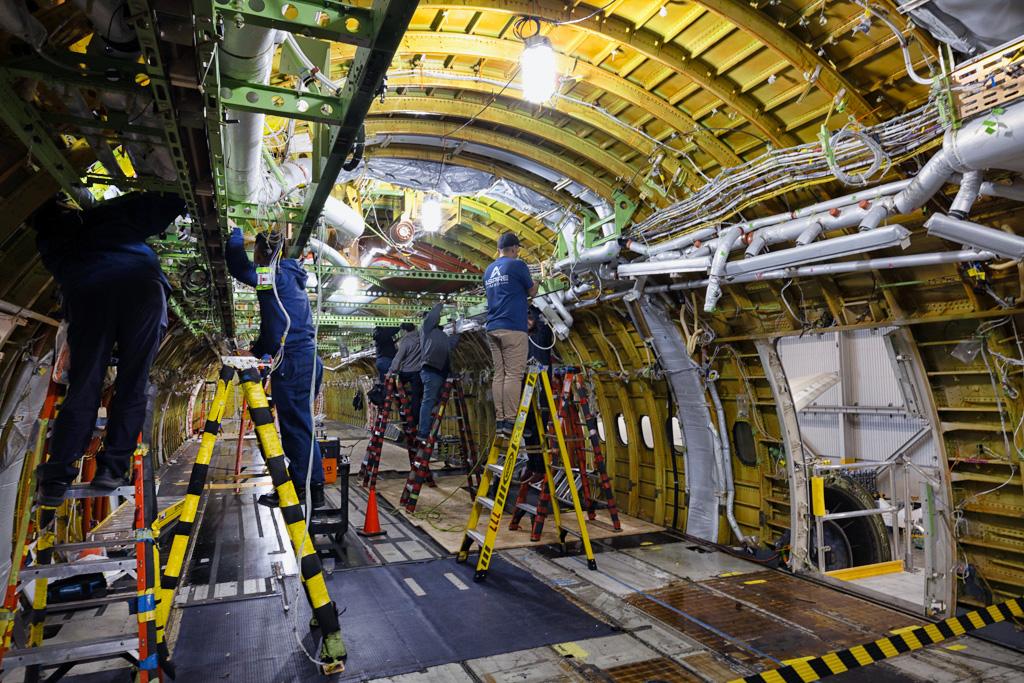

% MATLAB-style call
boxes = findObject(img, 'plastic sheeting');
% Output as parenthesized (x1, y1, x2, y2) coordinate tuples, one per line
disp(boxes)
(638, 299, 719, 542)
(0, 352, 53, 593)
(339, 158, 574, 229)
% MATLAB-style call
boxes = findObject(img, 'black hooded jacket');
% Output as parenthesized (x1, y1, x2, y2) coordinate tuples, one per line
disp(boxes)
(420, 303, 452, 374)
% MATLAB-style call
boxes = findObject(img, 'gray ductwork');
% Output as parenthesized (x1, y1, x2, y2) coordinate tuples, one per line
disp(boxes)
(0, 1, 46, 50)
(950, 170, 984, 218)
(707, 378, 751, 545)
(925, 213, 1024, 260)
(638, 298, 719, 542)
(859, 99, 1024, 230)
(705, 226, 743, 312)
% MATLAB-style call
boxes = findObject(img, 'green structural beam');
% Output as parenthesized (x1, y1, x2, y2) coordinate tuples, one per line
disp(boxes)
(311, 265, 483, 282)
(290, 0, 420, 257)
(227, 202, 305, 224)
(213, 0, 376, 46)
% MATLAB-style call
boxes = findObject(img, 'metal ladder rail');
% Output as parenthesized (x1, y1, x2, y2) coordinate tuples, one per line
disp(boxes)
(572, 374, 622, 530)
(456, 365, 597, 581)
(401, 378, 454, 511)
(236, 365, 346, 672)
(453, 379, 482, 492)
(360, 375, 397, 489)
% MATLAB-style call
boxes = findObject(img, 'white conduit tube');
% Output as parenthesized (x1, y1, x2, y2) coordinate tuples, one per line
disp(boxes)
(925, 214, 1024, 260)
(707, 379, 750, 546)
(950, 170, 985, 218)
(704, 226, 743, 312)
(980, 180, 1024, 202)
(643, 250, 995, 293)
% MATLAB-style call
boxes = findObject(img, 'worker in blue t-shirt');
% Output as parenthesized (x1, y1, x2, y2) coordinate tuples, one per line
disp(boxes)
(484, 232, 538, 436)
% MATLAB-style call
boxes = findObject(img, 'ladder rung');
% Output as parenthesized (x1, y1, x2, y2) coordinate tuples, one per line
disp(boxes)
(476, 496, 496, 510)
(20, 558, 136, 581)
(54, 535, 137, 553)
(465, 529, 485, 547)
(485, 463, 503, 475)
(516, 503, 537, 515)
(64, 484, 135, 500)
(2, 633, 139, 669)
(45, 591, 136, 614)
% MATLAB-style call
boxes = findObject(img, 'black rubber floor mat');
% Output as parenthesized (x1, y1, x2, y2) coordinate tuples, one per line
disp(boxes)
(171, 556, 612, 681)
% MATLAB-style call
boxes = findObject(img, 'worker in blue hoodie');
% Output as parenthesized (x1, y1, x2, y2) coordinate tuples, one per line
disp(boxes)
(32, 191, 186, 506)
(225, 227, 325, 509)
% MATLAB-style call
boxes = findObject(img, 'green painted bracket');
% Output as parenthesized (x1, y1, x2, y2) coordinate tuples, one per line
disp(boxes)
(212, 0, 375, 46)
(227, 202, 305, 224)
(580, 188, 636, 249)
(219, 78, 346, 126)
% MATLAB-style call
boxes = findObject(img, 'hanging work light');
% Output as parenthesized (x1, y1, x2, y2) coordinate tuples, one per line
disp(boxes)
(421, 194, 442, 233)
(520, 35, 557, 103)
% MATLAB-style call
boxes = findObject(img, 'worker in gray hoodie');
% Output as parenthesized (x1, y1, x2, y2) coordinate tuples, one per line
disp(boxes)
(388, 321, 423, 431)
(417, 303, 458, 441)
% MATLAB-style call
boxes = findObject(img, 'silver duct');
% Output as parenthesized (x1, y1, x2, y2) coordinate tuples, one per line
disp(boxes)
(950, 170, 984, 218)
(707, 378, 751, 545)
(644, 249, 995, 293)
(638, 298, 719, 542)
(0, 1, 46, 50)
(925, 214, 1024, 260)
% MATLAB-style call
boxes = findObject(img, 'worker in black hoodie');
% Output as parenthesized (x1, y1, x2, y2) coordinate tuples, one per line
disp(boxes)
(33, 191, 186, 505)
(372, 325, 399, 383)
(417, 303, 457, 442)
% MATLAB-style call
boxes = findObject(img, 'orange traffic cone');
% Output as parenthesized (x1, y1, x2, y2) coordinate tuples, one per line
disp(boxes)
(358, 487, 387, 537)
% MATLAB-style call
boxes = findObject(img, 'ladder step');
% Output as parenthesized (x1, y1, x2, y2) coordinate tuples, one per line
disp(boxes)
(53, 535, 137, 554)
(516, 503, 537, 515)
(3, 633, 139, 669)
(465, 529, 485, 547)
(64, 484, 135, 500)
(45, 591, 136, 614)
(485, 463, 503, 475)
(20, 558, 136, 581)
(476, 496, 496, 510)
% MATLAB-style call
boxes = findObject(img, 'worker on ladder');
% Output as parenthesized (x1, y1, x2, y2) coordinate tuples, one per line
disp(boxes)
(418, 303, 459, 447)
(31, 191, 185, 505)
(225, 227, 325, 509)
(485, 232, 538, 436)
(372, 325, 399, 383)
(387, 320, 423, 432)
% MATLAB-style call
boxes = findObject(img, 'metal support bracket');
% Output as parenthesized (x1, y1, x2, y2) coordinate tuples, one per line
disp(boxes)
(212, 0, 375, 45)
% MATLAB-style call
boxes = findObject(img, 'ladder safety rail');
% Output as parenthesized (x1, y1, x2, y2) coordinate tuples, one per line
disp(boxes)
(457, 363, 598, 581)
(361, 375, 417, 491)
(402, 376, 479, 513)
(237, 366, 346, 671)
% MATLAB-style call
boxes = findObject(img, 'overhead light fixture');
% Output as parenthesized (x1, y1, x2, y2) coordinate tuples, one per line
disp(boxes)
(521, 34, 557, 104)
(341, 275, 360, 297)
(421, 194, 442, 233)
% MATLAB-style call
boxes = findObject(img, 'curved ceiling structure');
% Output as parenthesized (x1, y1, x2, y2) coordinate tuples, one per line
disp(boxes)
(4, 2, 1024, 680)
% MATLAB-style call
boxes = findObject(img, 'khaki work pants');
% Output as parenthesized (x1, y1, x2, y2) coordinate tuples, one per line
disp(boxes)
(487, 329, 528, 422)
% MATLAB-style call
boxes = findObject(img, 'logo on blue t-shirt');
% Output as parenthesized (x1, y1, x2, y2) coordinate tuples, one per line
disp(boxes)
(485, 265, 509, 289)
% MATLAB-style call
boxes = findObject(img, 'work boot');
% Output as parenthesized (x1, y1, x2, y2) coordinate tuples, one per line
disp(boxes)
(91, 464, 130, 491)
(310, 484, 326, 510)
(36, 482, 68, 508)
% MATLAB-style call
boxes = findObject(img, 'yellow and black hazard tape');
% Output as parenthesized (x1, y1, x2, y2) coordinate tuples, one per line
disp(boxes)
(730, 597, 1024, 683)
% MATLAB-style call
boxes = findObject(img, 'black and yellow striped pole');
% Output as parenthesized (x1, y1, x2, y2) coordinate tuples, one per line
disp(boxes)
(731, 598, 1024, 683)
(156, 365, 232, 633)
(237, 366, 346, 671)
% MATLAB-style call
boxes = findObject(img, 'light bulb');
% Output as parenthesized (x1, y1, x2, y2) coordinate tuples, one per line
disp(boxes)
(341, 275, 359, 297)
(658, 5, 667, 16)
(421, 195, 442, 233)
(520, 35, 557, 104)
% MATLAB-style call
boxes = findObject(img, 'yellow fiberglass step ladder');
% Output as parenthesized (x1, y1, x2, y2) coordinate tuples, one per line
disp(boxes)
(456, 362, 597, 582)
